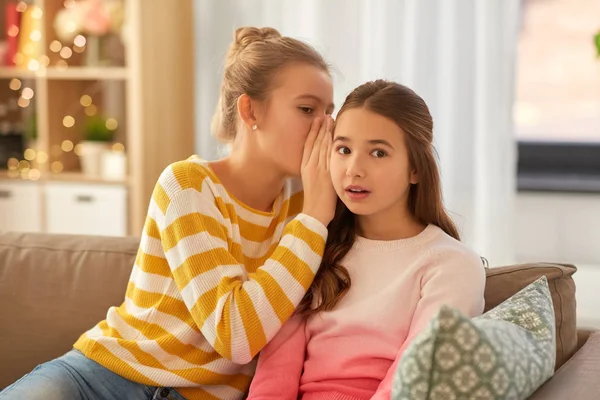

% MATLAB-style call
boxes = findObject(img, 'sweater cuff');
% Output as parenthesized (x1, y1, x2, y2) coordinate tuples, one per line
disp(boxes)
(295, 213, 328, 240)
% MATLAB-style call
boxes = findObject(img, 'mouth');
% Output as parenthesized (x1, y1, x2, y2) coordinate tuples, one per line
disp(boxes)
(345, 185, 371, 199)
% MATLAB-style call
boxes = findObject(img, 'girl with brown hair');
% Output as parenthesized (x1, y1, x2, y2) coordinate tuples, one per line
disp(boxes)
(248, 80, 486, 400)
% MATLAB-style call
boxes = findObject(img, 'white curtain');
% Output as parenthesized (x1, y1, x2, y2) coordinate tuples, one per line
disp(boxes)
(193, 0, 521, 266)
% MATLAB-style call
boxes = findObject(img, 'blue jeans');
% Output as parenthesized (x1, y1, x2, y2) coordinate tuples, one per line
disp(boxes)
(0, 349, 187, 400)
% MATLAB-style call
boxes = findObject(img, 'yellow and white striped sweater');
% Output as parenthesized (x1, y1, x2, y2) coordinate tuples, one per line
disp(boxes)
(73, 156, 328, 399)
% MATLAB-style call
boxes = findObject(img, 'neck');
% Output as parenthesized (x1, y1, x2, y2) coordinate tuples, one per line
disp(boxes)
(211, 140, 286, 213)
(357, 204, 426, 241)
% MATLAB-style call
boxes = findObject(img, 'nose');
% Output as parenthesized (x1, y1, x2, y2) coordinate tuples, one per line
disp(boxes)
(346, 154, 366, 179)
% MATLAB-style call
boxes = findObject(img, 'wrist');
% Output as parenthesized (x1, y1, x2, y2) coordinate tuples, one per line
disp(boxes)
(302, 208, 329, 227)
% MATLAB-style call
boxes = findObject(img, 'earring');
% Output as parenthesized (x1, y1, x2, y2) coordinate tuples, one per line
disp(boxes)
(251, 124, 257, 131)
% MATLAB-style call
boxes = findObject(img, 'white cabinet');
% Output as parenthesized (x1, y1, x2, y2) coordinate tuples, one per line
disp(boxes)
(0, 180, 128, 236)
(45, 182, 128, 237)
(0, 181, 42, 233)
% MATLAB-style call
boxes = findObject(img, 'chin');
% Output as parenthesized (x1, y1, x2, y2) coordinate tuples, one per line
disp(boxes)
(343, 202, 374, 216)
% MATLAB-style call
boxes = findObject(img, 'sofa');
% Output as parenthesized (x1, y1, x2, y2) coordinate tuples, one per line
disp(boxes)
(0, 231, 599, 398)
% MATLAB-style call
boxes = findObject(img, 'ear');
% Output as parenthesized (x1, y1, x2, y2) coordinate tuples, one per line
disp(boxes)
(237, 94, 258, 130)
(409, 168, 419, 185)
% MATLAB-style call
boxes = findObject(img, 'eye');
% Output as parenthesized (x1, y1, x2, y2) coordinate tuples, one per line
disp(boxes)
(299, 106, 314, 114)
(336, 146, 351, 155)
(371, 149, 387, 158)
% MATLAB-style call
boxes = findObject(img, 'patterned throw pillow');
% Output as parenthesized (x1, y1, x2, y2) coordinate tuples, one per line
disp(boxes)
(392, 276, 556, 400)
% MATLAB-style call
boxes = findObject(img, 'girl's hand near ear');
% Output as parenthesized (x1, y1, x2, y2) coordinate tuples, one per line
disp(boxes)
(301, 116, 337, 227)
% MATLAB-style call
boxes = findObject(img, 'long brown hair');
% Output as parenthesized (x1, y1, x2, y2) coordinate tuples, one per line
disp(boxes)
(297, 80, 460, 316)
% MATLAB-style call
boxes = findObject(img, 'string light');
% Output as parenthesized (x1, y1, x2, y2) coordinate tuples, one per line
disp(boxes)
(74, 35, 86, 47)
(73, 45, 86, 54)
(9, 79, 21, 91)
(24, 148, 36, 161)
(51, 161, 64, 174)
(106, 118, 118, 130)
(7, 25, 19, 37)
(74, 144, 83, 156)
(17, 98, 30, 108)
(30, 30, 42, 42)
(29, 169, 41, 181)
(7, 158, 19, 170)
(56, 60, 68, 69)
(15, 2, 27, 12)
(60, 47, 73, 59)
(64, 0, 76, 9)
(40, 55, 50, 67)
(27, 59, 40, 71)
(36, 151, 48, 164)
(31, 7, 43, 19)
(63, 115, 75, 128)
(49, 40, 62, 53)
(80, 95, 92, 107)
(7, 170, 19, 178)
(85, 105, 97, 116)
(21, 87, 34, 100)
(61, 140, 74, 152)
(18, 160, 30, 172)
(112, 143, 125, 152)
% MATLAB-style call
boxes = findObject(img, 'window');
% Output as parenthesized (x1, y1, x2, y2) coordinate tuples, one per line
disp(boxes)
(515, 0, 600, 143)
(515, 0, 600, 192)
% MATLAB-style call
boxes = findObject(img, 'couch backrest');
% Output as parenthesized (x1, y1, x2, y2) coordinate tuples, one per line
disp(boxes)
(0, 231, 579, 389)
(0, 231, 139, 389)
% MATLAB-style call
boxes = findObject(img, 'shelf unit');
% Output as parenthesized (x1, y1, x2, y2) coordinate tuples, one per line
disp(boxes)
(0, 66, 129, 79)
(0, 0, 195, 236)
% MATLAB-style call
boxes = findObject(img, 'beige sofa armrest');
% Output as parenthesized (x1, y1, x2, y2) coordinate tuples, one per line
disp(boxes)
(529, 332, 600, 399)
(577, 328, 597, 352)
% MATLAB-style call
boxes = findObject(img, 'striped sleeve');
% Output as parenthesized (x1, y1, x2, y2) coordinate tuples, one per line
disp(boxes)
(153, 166, 328, 364)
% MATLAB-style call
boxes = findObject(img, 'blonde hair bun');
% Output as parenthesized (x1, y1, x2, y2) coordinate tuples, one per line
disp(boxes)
(230, 27, 282, 57)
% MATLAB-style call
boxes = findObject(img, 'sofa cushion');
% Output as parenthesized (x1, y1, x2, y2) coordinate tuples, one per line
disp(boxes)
(0, 231, 140, 389)
(484, 263, 577, 370)
(392, 277, 556, 400)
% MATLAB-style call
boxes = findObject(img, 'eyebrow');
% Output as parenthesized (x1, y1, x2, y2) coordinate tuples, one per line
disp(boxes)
(333, 136, 395, 149)
(295, 94, 335, 112)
